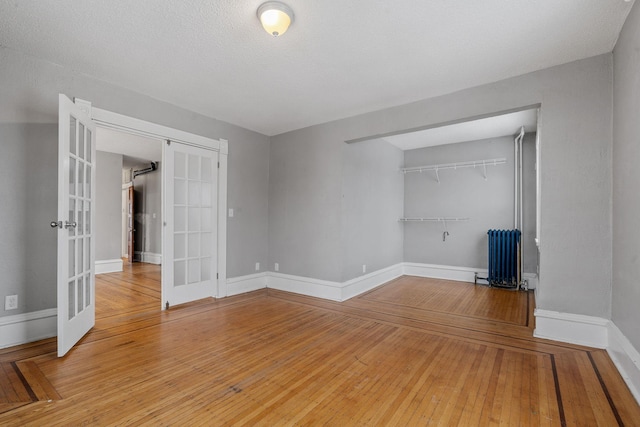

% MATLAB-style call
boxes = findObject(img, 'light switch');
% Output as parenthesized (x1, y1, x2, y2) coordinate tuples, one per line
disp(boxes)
(228, 208, 234, 218)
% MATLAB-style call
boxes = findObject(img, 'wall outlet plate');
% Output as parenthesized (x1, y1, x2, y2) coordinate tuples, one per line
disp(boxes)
(255, 262, 260, 271)
(274, 263, 279, 272)
(5, 295, 18, 310)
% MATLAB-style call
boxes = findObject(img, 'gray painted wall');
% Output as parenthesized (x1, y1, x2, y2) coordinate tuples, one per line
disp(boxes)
(269, 53, 612, 318)
(268, 125, 344, 281)
(95, 151, 123, 261)
(403, 135, 536, 274)
(0, 47, 270, 318)
(0, 124, 57, 316)
(612, 2, 640, 351)
(132, 163, 162, 257)
(341, 139, 404, 282)
(227, 129, 270, 275)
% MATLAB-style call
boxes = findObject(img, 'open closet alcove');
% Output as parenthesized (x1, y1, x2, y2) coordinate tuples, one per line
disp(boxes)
(347, 107, 540, 288)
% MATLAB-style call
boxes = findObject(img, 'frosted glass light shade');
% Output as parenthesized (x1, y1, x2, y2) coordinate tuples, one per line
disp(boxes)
(257, 2, 294, 37)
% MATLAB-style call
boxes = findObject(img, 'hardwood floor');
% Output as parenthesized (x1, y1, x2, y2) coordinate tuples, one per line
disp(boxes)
(1, 265, 639, 425)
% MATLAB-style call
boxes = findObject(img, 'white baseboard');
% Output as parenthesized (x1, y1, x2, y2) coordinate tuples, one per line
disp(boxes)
(607, 322, 640, 404)
(134, 251, 162, 265)
(267, 272, 342, 301)
(142, 252, 162, 265)
(342, 263, 403, 301)
(266, 263, 404, 302)
(0, 308, 57, 349)
(95, 259, 124, 274)
(226, 262, 536, 301)
(533, 309, 609, 348)
(403, 262, 483, 283)
(403, 262, 537, 289)
(241, 262, 529, 302)
(226, 272, 267, 296)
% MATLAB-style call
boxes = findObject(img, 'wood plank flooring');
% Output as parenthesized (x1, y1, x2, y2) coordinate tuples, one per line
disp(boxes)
(1, 265, 639, 425)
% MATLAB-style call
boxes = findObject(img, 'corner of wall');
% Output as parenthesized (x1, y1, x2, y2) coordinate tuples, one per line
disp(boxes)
(226, 272, 268, 296)
(607, 321, 640, 404)
(533, 309, 609, 348)
(532, 310, 640, 405)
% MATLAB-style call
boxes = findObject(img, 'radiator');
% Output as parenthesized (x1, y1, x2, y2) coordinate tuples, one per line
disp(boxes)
(487, 229, 521, 288)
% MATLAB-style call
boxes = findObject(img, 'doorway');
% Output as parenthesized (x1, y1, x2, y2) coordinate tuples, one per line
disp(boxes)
(95, 127, 163, 316)
(123, 155, 161, 265)
(56, 95, 228, 356)
(89, 103, 229, 308)
(95, 126, 162, 268)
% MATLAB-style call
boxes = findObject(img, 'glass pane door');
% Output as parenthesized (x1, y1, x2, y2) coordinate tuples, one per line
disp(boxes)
(57, 95, 96, 357)
(163, 141, 218, 307)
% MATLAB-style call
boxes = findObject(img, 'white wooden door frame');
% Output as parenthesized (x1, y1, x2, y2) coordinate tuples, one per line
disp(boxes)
(89, 106, 229, 303)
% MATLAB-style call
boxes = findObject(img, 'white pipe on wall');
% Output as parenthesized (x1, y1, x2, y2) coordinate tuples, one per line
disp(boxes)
(518, 126, 524, 285)
(514, 136, 519, 228)
(514, 126, 525, 287)
(514, 127, 525, 229)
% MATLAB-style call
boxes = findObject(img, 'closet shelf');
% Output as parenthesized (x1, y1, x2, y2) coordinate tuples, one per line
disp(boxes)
(401, 157, 506, 182)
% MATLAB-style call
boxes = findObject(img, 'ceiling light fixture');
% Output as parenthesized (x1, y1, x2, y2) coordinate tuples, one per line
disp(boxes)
(257, 1, 294, 37)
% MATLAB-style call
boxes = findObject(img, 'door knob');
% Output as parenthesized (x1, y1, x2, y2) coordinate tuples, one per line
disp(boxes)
(51, 220, 77, 229)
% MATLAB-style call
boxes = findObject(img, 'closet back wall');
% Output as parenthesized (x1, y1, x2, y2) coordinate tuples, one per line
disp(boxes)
(403, 135, 536, 273)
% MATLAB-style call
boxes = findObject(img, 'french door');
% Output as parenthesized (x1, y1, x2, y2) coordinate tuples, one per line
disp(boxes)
(162, 141, 219, 307)
(54, 97, 227, 356)
(56, 94, 96, 357)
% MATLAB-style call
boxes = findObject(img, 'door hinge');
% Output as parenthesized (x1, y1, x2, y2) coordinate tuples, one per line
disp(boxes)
(216, 273, 219, 279)
(166, 139, 171, 146)
(217, 161, 220, 168)
(165, 301, 169, 310)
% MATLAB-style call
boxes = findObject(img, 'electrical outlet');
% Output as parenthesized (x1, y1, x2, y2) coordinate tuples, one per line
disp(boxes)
(255, 262, 260, 271)
(5, 295, 18, 310)
(228, 208, 234, 218)
(274, 263, 279, 272)
(362, 264, 367, 273)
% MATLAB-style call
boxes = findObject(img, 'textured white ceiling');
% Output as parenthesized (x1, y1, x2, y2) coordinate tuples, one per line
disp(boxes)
(0, 0, 634, 136)
(384, 109, 538, 151)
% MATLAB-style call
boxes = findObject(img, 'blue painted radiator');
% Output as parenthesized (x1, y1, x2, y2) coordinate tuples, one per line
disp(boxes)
(487, 229, 521, 288)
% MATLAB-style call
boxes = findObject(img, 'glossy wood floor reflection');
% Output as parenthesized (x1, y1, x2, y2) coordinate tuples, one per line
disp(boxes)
(1, 266, 639, 425)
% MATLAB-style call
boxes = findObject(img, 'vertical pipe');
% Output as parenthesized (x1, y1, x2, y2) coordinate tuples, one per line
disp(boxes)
(514, 137, 518, 228)
(518, 127, 524, 286)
